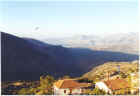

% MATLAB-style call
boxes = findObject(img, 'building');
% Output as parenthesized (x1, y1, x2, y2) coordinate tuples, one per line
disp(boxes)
(53, 79, 91, 95)
(95, 78, 131, 94)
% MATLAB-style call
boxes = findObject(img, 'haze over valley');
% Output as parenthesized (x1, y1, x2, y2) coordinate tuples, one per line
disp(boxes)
(41, 32, 139, 55)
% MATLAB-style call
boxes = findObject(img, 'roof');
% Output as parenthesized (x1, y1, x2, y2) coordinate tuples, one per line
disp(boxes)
(79, 83, 92, 87)
(104, 78, 130, 91)
(54, 79, 90, 89)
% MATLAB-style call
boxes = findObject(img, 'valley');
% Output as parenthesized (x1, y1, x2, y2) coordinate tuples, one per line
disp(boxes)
(1, 32, 139, 95)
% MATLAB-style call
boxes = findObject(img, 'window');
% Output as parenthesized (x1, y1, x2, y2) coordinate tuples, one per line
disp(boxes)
(70, 89, 72, 94)
(64, 90, 66, 93)
(81, 89, 84, 93)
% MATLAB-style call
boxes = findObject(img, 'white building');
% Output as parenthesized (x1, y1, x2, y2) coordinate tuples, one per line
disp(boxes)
(53, 79, 91, 95)
(95, 78, 130, 94)
(95, 81, 112, 94)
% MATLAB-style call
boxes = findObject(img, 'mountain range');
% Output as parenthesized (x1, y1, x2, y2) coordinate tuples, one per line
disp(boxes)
(43, 32, 139, 54)
(1, 32, 138, 81)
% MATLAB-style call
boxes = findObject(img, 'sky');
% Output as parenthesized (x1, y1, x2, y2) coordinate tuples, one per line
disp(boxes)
(0, 0, 138, 38)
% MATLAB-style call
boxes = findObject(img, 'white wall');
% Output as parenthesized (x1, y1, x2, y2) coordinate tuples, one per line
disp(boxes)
(71, 88, 82, 94)
(95, 82, 112, 94)
(54, 86, 82, 95)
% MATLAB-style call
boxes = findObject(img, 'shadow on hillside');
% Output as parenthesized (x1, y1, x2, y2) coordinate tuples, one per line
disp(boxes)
(22, 38, 139, 76)
(1, 32, 139, 81)
(69, 47, 138, 74)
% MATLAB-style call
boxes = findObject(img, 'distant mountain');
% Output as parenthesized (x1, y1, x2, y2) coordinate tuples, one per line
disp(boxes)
(91, 32, 139, 54)
(43, 32, 139, 54)
(1, 32, 138, 81)
(44, 35, 101, 47)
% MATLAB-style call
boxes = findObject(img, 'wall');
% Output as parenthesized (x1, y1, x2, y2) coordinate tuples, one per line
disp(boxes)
(53, 86, 82, 95)
(95, 82, 112, 94)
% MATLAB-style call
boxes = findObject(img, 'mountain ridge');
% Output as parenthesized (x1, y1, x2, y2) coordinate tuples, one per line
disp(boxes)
(1, 32, 138, 81)
(42, 32, 139, 54)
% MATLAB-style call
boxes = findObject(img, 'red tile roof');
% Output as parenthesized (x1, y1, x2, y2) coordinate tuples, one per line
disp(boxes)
(54, 79, 90, 89)
(104, 78, 130, 91)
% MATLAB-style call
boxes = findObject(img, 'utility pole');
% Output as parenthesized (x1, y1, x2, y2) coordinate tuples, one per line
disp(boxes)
(117, 64, 120, 74)
(107, 71, 110, 81)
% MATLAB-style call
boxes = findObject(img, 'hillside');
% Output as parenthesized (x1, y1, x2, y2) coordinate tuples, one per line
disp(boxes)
(83, 60, 139, 80)
(1, 32, 138, 81)
(1, 32, 81, 81)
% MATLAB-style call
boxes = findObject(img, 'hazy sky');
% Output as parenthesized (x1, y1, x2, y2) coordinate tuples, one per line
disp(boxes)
(0, 0, 138, 38)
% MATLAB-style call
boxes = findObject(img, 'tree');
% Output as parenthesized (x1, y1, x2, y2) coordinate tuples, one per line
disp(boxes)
(120, 72, 127, 78)
(37, 75, 55, 95)
(91, 88, 106, 95)
(84, 88, 106, 95)
(18, 88, 33, 95)
(116, 89, 126, 95)
(77, 78, 93, 83)
(18, 75, 55, 95)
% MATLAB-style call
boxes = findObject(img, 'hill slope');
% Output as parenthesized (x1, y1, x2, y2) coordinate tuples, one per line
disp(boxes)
(1, 32, 138, 81)
(1, 32, 81, 81)
(83, 60, 139, 80)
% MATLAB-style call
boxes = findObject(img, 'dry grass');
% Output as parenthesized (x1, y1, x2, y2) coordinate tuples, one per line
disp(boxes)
(83, 60, 138, 80)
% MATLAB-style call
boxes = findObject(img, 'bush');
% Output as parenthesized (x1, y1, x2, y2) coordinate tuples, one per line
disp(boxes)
(18, 75, 55, 95)
(38, 75, 55, 94)
(84, 88, 106, 95)
(91, 88, 106, 95)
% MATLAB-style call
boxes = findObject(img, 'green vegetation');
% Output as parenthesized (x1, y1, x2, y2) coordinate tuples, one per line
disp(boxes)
(2, 60, 139, 95)
(77, 78, 93, 83)
(18, 75, 55, 95)
(37, 75, 55, 94)
(84, 88, 106, 95)
(18, 88, 33, 95)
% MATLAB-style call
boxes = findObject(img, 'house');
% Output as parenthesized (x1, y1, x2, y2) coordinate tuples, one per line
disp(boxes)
(95, 78, 131, 94)
(53, 79, 91, 95)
